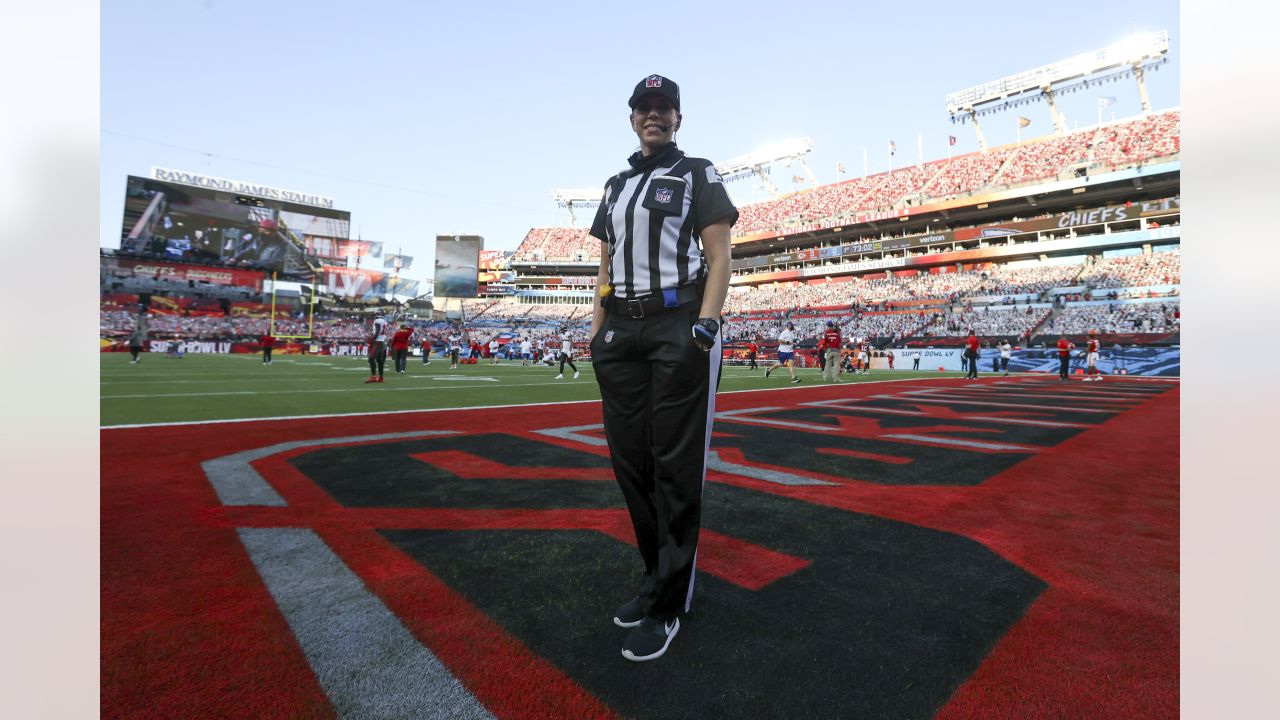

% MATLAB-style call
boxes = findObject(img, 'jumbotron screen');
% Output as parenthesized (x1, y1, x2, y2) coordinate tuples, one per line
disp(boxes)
(118, 175, 353, 282)
(434, 235, 483, 297)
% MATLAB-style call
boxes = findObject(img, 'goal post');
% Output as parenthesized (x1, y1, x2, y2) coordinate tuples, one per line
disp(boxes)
(267, 271, 317, 339)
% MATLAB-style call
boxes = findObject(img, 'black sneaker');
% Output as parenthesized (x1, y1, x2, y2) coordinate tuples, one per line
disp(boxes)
(765, 368, 771, 379)
(791, 377, 802, 384)
(621, 617, 680, 662)
(613, 596, 645, 628)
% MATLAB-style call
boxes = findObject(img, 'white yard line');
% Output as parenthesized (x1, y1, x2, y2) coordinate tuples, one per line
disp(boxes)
(101, 375, 956, 429)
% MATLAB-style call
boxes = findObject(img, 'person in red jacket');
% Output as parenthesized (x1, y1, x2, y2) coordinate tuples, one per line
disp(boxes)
(1056, 336, 1074, 380)
(391, 324, 413, 374)
(746, 340, 759, 370)
(821, 321, 842, 382)
(964, 330, 980, 380)
(259, 333, 275, 365)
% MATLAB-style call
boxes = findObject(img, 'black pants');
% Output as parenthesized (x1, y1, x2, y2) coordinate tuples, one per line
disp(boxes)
(558, 352, 577, 375)
(1058, 355, 1070, 379)
(591, 301, 721, 622)
(966, 351, 978, 379)
(748, 351, 757, 369)
(368, 341, 386, 377)
(818, 351, 826, 371)
(394, 348, 408, 373)
(262, 347, 272, 363)
(913, 358, 920, 370)
(130, 345, 141, 361)
(1000, 357, 1009, 372)
(423, 348, 431, 364)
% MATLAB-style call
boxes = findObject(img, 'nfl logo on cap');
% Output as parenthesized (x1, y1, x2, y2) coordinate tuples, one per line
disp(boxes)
(646, 75, 662, 87)
(655, 187, 673, 203)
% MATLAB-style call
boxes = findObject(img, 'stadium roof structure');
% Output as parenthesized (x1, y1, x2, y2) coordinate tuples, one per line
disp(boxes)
(550, 188, 604, 227)
(946, 30, 1170, 147)
(714, 137, 818, 201)
(551, 136, 820, 221)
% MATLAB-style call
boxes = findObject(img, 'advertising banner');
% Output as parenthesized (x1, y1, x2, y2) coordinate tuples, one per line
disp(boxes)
(385, 277, 420, 297)
(323, 265, 388, 299)
(114, 258, 266, 288)
(479, 250, 512, 270)
(383, 254, 414, 270)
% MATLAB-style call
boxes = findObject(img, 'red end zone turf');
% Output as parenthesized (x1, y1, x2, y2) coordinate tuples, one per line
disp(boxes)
(101, 377, 1178, 719)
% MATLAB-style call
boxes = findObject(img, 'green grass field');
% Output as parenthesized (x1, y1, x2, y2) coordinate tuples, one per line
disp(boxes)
(100, 353, 968, 426)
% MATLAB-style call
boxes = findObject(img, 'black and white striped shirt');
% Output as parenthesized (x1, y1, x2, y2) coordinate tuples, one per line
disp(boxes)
(589, 143, 737, 300)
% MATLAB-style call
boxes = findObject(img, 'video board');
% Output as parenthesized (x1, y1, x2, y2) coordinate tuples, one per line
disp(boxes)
(434, 235, 482, 298)
(118, 175, 351, 281)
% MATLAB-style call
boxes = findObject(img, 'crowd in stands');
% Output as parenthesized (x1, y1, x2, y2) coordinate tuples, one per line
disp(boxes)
(972, 262, 1083, 296)
(99, 306, 373, 341)
(720, 312, 930, 345)
(1044, 301, 1180, 336)
(859, 161, 942, 210)
(998, 131, 1094, 186)
(1091, 111, 1181, 169)
(507, 111, 1180, 261)
(920, 147, 1015, 199)
(917, 305, 1052, 339)
(512, 227, 596, 262)
(772, 259, 1152, 313)
(722, 262, 1086, 314)
(102, 243, 1180, 348)
(1078, 249, 1181, 288)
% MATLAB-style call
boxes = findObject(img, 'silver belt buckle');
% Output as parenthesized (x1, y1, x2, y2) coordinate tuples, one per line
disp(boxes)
(627, 298, 645, 319)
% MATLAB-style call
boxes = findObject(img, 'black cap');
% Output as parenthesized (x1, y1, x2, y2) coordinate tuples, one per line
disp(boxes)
(629, 74, 680, 111)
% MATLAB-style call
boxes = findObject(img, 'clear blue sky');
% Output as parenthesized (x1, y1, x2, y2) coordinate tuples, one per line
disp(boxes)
(101, 0, 1180, 285)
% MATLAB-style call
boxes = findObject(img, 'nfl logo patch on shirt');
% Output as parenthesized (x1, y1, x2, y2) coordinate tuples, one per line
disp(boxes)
(644, 176, 684, 215)
(605, 330, 614, 343)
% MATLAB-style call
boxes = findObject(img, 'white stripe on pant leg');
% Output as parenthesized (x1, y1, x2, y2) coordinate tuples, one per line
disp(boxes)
(685, 331, 723, 614)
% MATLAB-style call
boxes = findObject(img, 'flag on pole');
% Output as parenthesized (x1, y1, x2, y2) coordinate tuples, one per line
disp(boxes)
(948, 135, 957, 147)
(889, 140, 897, 155)
(1017, 117, 1031, 128)
(1098, 96, 1116, 108)
(792, 175, 805, 183)
(837, 162, 846, 174)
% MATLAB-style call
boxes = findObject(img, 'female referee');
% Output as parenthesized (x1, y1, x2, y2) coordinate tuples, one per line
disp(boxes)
(587, 74, 737, 662)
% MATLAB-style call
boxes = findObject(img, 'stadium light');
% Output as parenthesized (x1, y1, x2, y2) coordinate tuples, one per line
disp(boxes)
(550, 188, 604, 226)
(945, 30, 1170, 145)
(714, 137, 818, 197)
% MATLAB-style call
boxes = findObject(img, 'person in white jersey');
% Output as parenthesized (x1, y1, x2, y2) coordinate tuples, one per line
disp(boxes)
(764, 323, 802, 384)
(556, 328, 579, 379)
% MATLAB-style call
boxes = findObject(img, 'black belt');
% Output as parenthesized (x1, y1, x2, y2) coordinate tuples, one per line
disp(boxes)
(606, 283, 701, 319)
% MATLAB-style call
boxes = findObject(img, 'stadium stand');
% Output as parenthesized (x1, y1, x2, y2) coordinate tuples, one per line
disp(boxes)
(919, 147, 1016, 199)
(916, 305, 1053, 339)
(513, 227, 595, 262)
(513, 110, 1180, 255)
(1042, 300, 1180, 336)
(1078, 249, 1181, 288)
